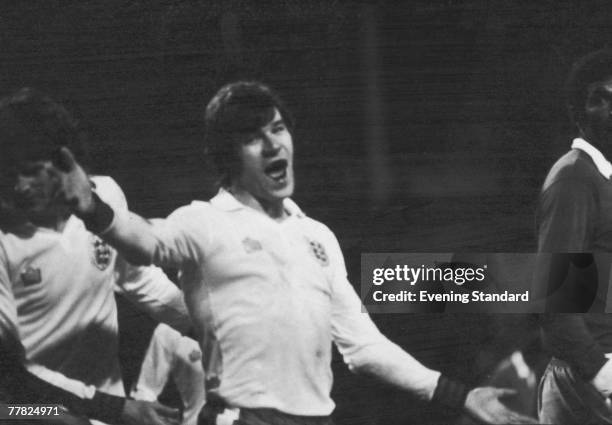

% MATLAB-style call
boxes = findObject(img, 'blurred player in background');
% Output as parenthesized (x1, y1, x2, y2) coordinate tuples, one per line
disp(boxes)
(0, 88, 188, 425)
(58, 80, 535, 425)
(536, 49, 612, 424)
(131, 323, 206, 425)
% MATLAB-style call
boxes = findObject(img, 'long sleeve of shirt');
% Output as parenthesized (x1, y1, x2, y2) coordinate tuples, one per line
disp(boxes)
(327, 234, 441, 401)
(540, 313, 607, 380)
(114, 257, 191, 334)
(536, 154, 608, 381)
(537, 178, 596, 252)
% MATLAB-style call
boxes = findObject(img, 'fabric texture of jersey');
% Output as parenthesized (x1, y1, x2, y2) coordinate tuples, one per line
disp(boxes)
(111, 189, 439, 416)
(537, 139, 612, 369)
(0, 176, 189, 409)
(537, 138, 612, 423)
(537, 138, 612, 252)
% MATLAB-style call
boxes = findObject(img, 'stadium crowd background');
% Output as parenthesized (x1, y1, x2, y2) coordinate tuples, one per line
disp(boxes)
(2, 1, 610, 423)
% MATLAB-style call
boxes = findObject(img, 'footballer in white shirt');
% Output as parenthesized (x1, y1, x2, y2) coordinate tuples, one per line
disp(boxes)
(0, 88, 186, 425)
(58, 81, 536, 425)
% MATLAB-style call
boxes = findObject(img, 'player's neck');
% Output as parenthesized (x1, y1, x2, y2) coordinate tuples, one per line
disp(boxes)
(228, 187, 287, 221)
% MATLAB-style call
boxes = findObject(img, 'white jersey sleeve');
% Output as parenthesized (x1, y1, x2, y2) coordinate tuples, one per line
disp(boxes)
(130, 324, 180, 401)
(92, 176, 191, 332)
(0, 237, 18, 343)
(105, 201, 212, 269)
(327, 231, 441, 401)
(149, 204, 212, 268)
(114, 256, 191, 333)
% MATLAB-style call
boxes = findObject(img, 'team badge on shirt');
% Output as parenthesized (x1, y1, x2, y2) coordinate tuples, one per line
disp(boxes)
(91, 235, 112, 270)
(307, 239, 329, 267)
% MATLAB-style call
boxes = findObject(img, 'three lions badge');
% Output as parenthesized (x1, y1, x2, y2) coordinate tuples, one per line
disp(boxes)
(307, 238, 329, 267)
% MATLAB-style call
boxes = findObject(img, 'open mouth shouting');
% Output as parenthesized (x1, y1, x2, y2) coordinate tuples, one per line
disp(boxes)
(264, 158, 289, 184)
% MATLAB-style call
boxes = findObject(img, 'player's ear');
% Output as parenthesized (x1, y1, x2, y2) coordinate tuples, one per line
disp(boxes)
(52, 147, 77, 172)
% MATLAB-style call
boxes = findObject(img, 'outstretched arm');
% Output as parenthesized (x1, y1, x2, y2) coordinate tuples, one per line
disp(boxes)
(54, 147, 173, 266)
(327, 234, 536, 424)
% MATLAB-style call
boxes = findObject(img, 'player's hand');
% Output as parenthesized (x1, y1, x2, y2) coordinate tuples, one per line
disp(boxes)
(464, 387, 537, 424)
(52, 147, 95, 214)
(120, 399, 181, 425)
(591, 357, 612, 397)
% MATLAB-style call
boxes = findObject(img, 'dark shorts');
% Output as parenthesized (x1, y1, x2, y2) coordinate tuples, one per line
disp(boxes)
(538, 357, 612, 425)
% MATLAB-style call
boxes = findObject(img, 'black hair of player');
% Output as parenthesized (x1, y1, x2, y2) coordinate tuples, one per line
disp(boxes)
(565, 49, 612, 129)
(204, 81, 294, 187)
(0, 88, 88, 174)
(0, 88, 87, 231)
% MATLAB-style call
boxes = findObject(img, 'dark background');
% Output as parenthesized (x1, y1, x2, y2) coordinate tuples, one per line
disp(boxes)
(3, 1, 611, 423)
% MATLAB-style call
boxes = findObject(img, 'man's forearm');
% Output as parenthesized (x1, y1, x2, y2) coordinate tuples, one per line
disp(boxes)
(79, 193, 157, 266)
(349, 341, 469, 408)
(0, 344, 125, 424)
(540, 313, 607, 379)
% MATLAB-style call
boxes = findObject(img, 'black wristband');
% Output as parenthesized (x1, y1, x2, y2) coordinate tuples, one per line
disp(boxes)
(431, 375, 470, 409)
(84, 391, 126, 425)
(78, 192, 115, 233)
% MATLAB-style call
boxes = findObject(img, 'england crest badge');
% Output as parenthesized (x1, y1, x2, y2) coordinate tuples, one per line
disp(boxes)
(307, 238, 329, 267)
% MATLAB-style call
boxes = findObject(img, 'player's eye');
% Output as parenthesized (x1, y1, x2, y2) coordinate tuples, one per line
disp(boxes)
(272, 123, 287, 134)
(242, 134, 262, 145)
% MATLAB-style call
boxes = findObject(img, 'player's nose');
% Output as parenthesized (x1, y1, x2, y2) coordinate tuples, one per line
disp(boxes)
(261, 134, 282, 157)
(14, 177, 33, 195)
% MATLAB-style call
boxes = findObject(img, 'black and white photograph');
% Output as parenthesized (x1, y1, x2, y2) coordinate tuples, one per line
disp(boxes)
(2, 1, 612, 424)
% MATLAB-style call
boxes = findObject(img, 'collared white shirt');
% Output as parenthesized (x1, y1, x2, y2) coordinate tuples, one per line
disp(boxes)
(572, 137, 612, 179)
(0, 177, 189, 425)
(137, 190, 439, 415)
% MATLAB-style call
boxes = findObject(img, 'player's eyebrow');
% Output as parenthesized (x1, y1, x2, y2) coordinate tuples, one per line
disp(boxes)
(271, 118, 286, 127)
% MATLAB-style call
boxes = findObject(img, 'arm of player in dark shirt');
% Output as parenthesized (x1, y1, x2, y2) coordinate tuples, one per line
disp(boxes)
(537, 178, 595, 252)
(540, 314, 607, 380)
(536, 178, 607, 379)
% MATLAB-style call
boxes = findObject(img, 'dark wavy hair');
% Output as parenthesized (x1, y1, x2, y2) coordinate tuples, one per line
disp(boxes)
(565, 49, 612, 129)
(204, 81, 293, 187)
(0, 88, 87, 227)
(0, 87, 87, 172)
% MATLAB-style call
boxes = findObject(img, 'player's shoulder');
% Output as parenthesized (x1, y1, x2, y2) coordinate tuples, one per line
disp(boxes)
(167, 199, 217, 224)
(91, 175, 128, 210)
(542, 149, 601, 191)
(286, 199, 338, 240)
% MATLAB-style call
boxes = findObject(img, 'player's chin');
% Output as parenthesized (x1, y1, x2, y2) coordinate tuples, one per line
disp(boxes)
(266, 181, 294, 200)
